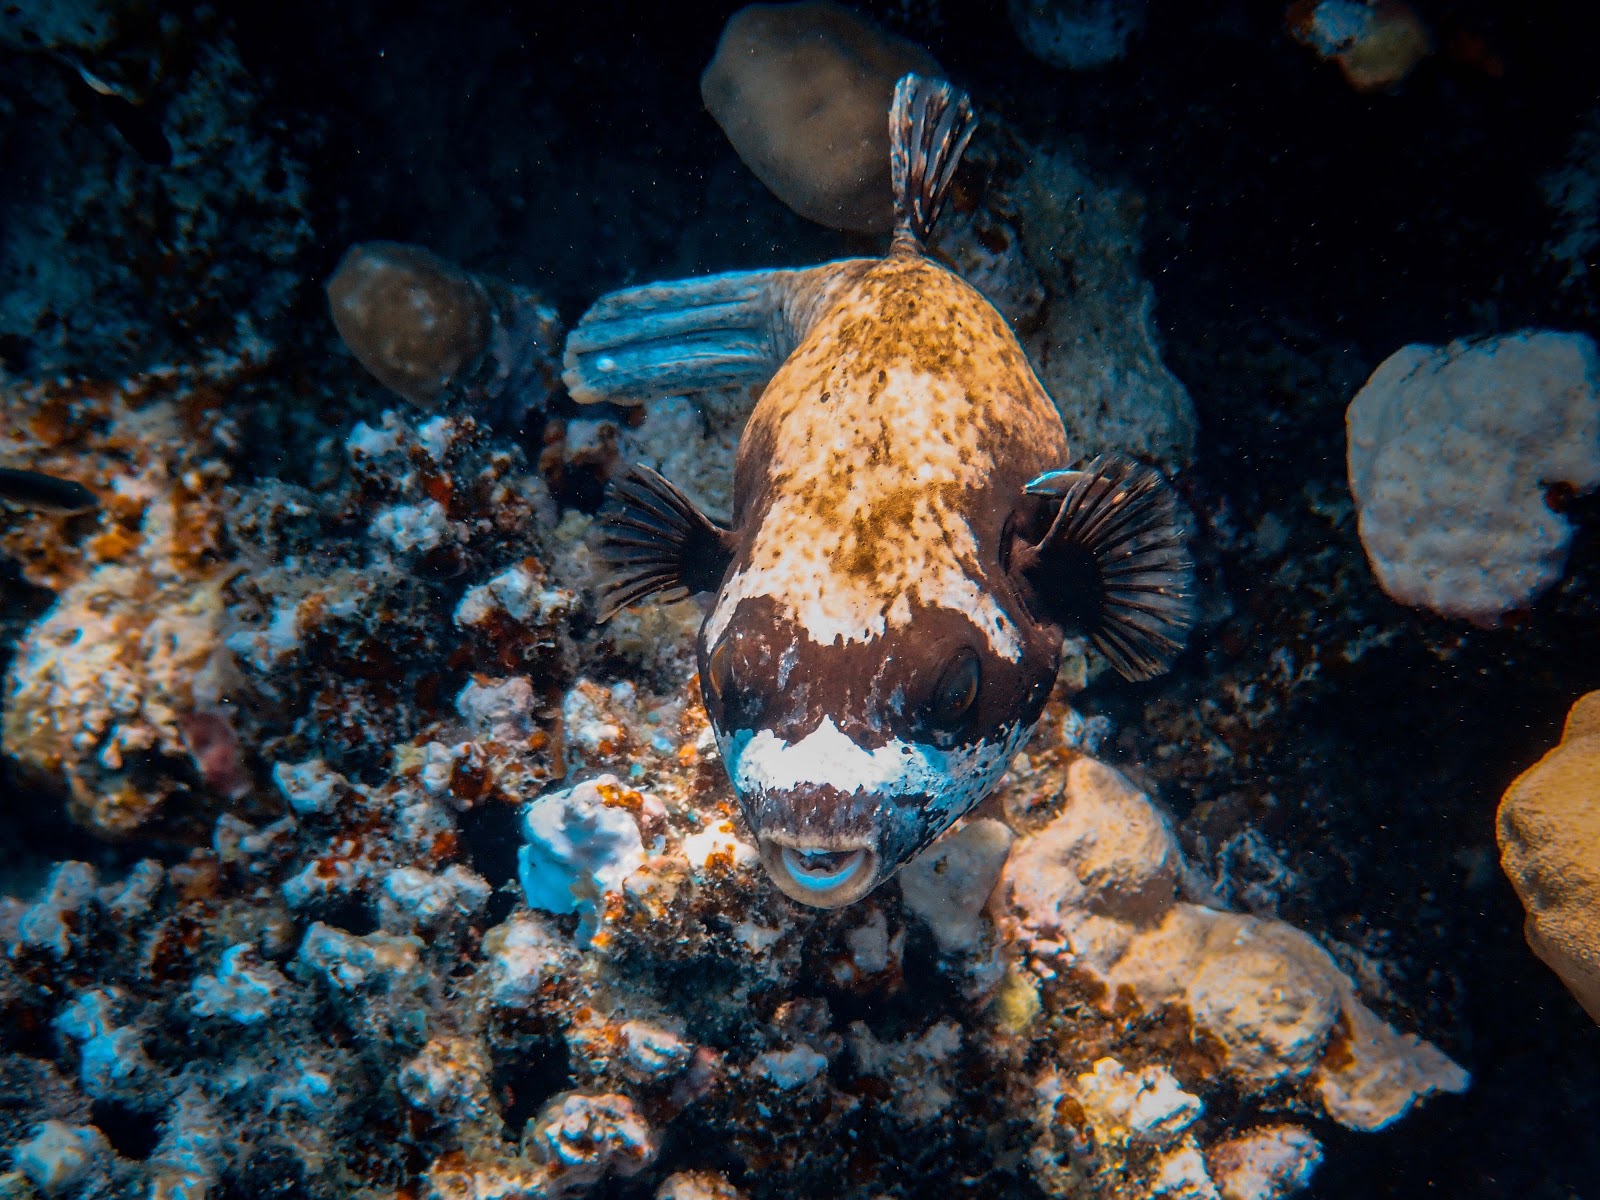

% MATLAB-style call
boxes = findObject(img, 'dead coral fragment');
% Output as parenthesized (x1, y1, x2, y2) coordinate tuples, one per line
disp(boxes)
(527, 1090, 659, 1186)
(701, 1, 941, 233)
(1497, 691, 1600, 1024)
(1207, 1125, 1325, 1200)
(998, 756, 1469, 1134)
(899, 817, 1013, 954)
(4, 561, 236, 839)
(12, 1120, 111, 1197)
(1286, 0, 1432, 92)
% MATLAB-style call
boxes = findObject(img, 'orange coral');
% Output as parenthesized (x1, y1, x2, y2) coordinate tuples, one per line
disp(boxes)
(1286, 0, 1432, 92)
(1497, 692, 1600, 1024)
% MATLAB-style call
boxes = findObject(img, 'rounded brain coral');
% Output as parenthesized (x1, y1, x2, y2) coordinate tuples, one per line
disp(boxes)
(1345, 330, 1600, 627)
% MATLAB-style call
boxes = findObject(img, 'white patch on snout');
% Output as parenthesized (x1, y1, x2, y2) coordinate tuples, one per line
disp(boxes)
(718, 716, 1034, 831)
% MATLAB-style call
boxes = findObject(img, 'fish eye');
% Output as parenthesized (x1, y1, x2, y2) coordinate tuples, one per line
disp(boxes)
(705, 638, 734, 704)
(927, 648, 980, 732)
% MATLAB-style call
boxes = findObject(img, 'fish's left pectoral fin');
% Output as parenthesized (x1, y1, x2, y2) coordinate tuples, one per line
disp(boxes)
(1019, 454, 1196, 682)
(596, 464, 736, 622)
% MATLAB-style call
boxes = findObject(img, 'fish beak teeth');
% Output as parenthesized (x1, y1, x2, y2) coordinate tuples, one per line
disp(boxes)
(761, 838, 878, 908)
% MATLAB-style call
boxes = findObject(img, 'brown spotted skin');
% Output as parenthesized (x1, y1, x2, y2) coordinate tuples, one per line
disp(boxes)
(699, 250, 1075, 886)
(709, 251, 1068, 662)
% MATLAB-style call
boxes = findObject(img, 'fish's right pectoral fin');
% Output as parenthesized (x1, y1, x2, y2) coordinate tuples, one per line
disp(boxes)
(597, 465, 736, 621)
(1018, 454, 1196, 681)
(563, 262, 867, 406)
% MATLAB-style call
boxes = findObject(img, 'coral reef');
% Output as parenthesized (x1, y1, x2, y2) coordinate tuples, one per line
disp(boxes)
(700, 1, 941, 234)
(3, 2, 1598, 1196)
(1498, 691, 1600, 1024)
(0, 378, 1463, 1195)
(0, 363, 248, 842)
(1345, 330, 1600, 627)
(0, 18, 312, 375)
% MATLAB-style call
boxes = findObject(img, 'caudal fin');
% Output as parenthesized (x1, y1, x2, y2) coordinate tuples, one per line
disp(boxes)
(889, 73, 977, 254)
(563, 269, 795, 406)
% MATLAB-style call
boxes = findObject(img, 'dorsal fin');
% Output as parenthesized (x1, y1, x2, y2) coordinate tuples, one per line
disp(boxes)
(889, 73, 977, 255)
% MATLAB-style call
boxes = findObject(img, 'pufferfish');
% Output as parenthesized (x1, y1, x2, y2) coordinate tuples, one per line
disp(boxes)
(562, 74, 1195, 908)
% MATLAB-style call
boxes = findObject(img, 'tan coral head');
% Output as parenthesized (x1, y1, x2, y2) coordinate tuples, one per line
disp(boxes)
(1497, 691, 1600, 1025)
(700, 2, 942, 233)
(326, 241, 490, 404)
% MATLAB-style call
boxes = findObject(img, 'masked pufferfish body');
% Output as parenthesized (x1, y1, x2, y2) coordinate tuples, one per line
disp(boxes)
(563, 74, 1195, 908)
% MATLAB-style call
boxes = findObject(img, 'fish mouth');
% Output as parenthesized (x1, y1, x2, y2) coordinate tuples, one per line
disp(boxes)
(758, 834, 878, 908)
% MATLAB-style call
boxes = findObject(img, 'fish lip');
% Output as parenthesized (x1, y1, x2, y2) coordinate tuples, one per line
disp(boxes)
(758, 833, 879, 908)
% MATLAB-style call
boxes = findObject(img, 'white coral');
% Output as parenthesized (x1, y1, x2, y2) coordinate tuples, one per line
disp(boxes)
(527, 1091, 657, 1184)
(1346, 330, 1600, 626)
(518, 774, 647, 945)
